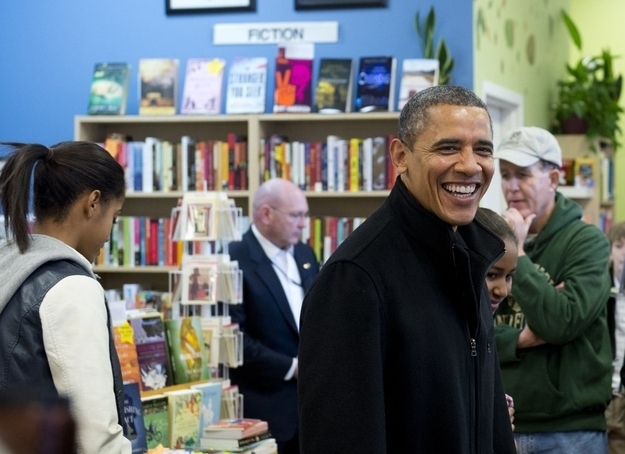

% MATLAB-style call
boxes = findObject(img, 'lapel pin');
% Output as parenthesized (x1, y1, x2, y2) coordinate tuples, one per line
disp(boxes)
(303, 262, 311, 269)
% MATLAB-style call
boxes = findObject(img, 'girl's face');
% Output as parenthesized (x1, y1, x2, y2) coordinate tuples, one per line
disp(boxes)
(487, 238, 518, 312)
(611, 237, 625, 283)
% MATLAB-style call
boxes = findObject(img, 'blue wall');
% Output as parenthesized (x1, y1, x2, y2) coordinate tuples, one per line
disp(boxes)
(0, 0, 473, 147)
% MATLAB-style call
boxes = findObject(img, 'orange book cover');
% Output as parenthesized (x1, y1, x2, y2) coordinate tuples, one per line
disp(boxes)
(113, 321, 141, 385)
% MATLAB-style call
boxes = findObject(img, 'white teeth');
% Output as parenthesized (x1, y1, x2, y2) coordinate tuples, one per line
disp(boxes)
(444, 184, 476, 194)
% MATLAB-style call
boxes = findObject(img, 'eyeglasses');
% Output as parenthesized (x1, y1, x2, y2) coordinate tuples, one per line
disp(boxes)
(269, 206, 309, 221)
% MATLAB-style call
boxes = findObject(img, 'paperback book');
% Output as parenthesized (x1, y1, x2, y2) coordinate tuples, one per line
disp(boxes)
(139, 58, 179, 115)
(397, 58, 439, 109)
(166, 388, 202, 449)
(181, 58, 226, 115)
(273, 43, 314, 113)
(226, 57, 268, 114)
(113, 320, 141, 385)
(129, 313, 173, 391)
(191, 381, 223, 433)
(87, 62, 131, 115)
(314, 58, 353, 113)
(141, 394, 169, 449)
(122, 382, 148, 454)
(354, 56, 397, 112)
(164, 316, 209, 384)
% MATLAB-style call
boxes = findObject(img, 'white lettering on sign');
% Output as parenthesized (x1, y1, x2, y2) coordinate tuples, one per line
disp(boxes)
(214, 22, 338, 45)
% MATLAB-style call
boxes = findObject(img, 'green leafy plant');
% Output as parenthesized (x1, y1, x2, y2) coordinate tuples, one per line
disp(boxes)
(414, 6, 455, 85)
(552, 9, 623, 150)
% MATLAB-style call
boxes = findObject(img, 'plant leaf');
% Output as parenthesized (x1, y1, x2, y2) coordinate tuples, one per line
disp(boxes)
(561, 9, 582, 51)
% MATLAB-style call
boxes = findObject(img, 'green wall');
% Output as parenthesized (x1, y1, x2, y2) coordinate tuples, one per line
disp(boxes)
(571, 0, 625, 221)
(473, 0, 569, 128)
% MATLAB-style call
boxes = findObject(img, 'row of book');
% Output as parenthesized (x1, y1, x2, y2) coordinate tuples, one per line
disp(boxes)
(103, 133, 249, 193)
(302, 216, 367, 265)
(103, 131, 398, 194)
(113, 311, 242, 394)
(87, 47, 439, 116)
(124, 379, 273, 452)
(261, 134, 398, 192)
(99, 212, 366, 272)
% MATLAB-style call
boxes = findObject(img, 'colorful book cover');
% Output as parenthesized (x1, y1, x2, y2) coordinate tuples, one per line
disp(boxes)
(273, 43, 314, 113)
(113, 320, 141, 385)
(191, 381, 223, 433)
(397, 58, 439, 109)
(139, 58, 179, 115)
(314, 58, 354, 113)
(354, 56, 397, 112)
(164, 316, 209, 384)
(122, 382, 148, 454)
(181, 58, 226, 115)
(129, 314, 173, 391)
(142, 394, 170, 450)
(371, 136, 388, 190)
(87, 62, 130, 115)
(225, 57, 268, 114)
(166, 389, 202, 449)
(574, 156, 596, 188)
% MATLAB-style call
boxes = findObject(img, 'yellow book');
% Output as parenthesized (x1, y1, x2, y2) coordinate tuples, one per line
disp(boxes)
(574, 157, 596, 188)
(349, 138, 361, 192)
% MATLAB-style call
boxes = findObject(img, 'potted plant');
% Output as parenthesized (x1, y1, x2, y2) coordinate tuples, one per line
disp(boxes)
(414, 6, 455, 85)
(552, 10, 623, 150)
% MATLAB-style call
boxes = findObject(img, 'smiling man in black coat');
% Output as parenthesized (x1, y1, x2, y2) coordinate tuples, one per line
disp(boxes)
(298, 85, 517, 453)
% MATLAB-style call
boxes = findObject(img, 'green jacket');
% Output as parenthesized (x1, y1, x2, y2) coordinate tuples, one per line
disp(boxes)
(494, 192, 612, 433)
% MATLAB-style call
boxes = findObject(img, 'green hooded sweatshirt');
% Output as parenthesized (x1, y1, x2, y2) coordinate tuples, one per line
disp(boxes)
(494, 192, 612, 433)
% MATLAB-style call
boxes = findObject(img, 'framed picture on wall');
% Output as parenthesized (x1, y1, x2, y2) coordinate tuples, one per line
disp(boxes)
(295, 0, 386, 10)
(166, 0, 255, 15)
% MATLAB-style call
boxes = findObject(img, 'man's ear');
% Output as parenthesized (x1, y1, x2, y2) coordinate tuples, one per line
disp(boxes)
(257, 203, 273, 225)
(390, 138, 408, 175)
(549, 168, 560, 191)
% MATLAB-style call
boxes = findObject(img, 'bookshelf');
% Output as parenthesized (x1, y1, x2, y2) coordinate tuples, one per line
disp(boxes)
(75, 112, 400, 289)
(554, 134, 614, 232)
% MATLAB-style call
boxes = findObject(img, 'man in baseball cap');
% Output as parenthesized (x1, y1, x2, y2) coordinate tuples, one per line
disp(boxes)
(493, 126, 612, 453)
(496, 126, 563, 168)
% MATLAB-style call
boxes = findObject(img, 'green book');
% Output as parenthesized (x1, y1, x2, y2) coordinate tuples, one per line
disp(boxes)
(87, 62, 130, 115)
(164, 316, 209, 385)
(142, 394, 169, 449)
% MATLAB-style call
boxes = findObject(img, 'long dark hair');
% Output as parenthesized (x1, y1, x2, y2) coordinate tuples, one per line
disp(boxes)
(0, 141, 125, 253)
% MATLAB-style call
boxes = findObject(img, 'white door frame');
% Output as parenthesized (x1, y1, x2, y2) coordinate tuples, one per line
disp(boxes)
(480, 81, 524, 213)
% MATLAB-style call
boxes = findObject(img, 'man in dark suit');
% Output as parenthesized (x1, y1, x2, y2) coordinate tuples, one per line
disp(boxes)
(228, 178, 319, 454)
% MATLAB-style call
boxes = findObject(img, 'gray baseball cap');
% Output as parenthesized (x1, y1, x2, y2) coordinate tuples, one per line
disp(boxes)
(495, 126, 562, 168)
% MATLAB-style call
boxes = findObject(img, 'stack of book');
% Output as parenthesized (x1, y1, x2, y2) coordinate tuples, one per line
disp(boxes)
(200, 418, 275, 452)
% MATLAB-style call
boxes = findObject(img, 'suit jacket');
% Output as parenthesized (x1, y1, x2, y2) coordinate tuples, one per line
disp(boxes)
(228, 228, 319, 443)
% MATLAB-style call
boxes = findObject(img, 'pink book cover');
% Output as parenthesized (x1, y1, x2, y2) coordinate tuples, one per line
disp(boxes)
(181, 58, 226, 115)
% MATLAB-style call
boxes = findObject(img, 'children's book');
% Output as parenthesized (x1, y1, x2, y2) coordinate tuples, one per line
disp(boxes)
(113, 320, 141, 385)
(139, 58, 179, 115)
(354, 56, 397, 112)
(181, 58, 226, 115)
(225, 57, 268, 114)
(141, 394, 170, 450)
(166, 388, 202, 449)
(273, 43, 314, 113)
(122, 382, 148, 454)
(314, 58, 354, 113)
(397, 58, 439, 109)
(164, 316, 209, 384)
(87, 62, 130, 115)
(191, 381, 223, 434)
(129, 313, 173, 391)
